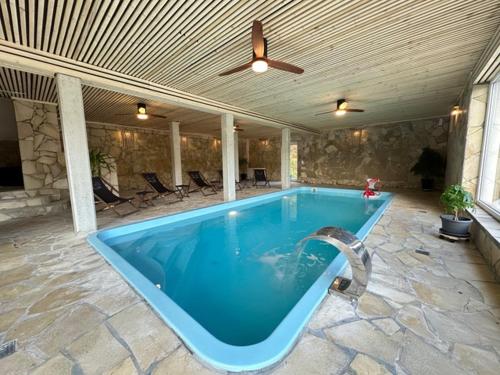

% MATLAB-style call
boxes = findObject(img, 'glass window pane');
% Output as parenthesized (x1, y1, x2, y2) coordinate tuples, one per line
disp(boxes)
(479, 80, 500, 215)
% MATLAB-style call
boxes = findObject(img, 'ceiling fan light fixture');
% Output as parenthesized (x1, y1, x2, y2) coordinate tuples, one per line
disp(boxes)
(335, 110, 346, 116)
(137, 103, 148, 120)
(252, 59, 268, 73)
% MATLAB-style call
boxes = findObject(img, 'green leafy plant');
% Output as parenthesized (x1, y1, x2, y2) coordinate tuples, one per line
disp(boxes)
(89, 150, 114, 177)
(440, 184, 474, 220)
(411, 147, 445, 179)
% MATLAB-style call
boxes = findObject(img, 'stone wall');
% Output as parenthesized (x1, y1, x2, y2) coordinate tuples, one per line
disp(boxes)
(13, 99, 68, 201)
(445, 84, 488, 197)
(181, 136, 222, 183)
(87, 124, 171, 191)
(248, 138, 281, 181)
(87, 126, 227, 189)
(296, 117, 449, 188)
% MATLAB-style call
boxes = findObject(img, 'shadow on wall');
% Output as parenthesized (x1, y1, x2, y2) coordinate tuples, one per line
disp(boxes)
(296, 117, 449, 189)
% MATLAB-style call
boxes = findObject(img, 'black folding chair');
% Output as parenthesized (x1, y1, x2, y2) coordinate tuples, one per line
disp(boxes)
(142, 173, 183, 202)
(253, 168, 271, 188)
(187, 171, 218, 196)
(92, 176, 139, 216)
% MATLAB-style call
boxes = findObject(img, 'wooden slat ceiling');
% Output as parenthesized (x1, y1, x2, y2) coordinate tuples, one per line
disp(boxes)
(0, 0, 499, 131)
(0, 67, 280, 137)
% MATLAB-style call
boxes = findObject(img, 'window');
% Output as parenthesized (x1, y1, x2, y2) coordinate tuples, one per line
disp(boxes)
(478, 76, 500, 219)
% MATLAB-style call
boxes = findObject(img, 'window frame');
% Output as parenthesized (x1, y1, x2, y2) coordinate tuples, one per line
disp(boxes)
(477, 74, 500, 221)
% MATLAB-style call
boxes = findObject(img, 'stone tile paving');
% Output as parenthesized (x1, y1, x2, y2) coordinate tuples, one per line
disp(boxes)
(0, 188, 499, 374)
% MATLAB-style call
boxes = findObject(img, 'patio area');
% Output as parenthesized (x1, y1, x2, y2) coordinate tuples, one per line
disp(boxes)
(1, 188, 499, 374)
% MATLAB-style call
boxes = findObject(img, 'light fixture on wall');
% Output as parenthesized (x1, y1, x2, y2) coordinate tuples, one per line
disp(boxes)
(121, 130, 135, 149)
(259, 138, 269, 146)
(450, 105, 462, 116)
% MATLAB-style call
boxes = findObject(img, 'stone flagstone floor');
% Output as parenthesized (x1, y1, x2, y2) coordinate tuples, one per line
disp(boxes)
(0, 187, 500, 374)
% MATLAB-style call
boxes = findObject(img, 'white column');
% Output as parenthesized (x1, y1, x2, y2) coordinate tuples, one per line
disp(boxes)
(234, 131, 239, 182)
(170, 121, 182, 186)
(221, 113, 236, 201)
(56, 74, 96, 233)
(281, 127, 291, 189)
(245, 139, 250, 164)
(245, 139, 250, 178)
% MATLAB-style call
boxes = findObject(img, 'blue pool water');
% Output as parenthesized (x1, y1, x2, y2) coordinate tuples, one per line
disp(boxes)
(88, 187, 391, 370)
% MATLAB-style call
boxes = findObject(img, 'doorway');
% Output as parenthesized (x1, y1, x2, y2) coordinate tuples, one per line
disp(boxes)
(0, 98, 24, 191)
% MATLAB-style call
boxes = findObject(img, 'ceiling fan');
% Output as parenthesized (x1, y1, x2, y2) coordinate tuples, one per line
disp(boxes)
(315, 99, 365, 116)
(219, 20, 304, 76)
(233, 124, 244, 132)
(115, 103, 167, 120)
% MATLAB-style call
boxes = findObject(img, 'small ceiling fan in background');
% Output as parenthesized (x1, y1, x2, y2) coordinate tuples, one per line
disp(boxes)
(233, 124, 244, 132)
(219, 20, 304, 76)
(115, 103, 167, 120)
(315, 99, 365, 116)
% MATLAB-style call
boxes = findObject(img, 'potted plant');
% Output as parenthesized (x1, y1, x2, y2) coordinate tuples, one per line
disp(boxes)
(89, 150, 114, 177)
(440, 184, 474, 236)
(411, 147, 445, 191)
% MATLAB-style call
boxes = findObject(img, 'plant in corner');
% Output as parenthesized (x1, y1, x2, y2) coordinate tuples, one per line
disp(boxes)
(89, 150, 114, 177)
(440, 184, 474, 236)
(410, 147, 445, 191)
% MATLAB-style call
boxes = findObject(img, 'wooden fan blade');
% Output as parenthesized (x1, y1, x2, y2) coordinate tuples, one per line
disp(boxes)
(314, 111, 334, 116)
(267, 59, 304, 74)
(115, 113, 134, 116)
(150, 114, 167, 119)
(252, 20, 265, 58)
(219, 62, 252, 76)
(345, 109, 365, 112)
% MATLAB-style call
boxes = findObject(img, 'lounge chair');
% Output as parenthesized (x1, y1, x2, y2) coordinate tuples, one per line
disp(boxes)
(253, 168, 271, 188)
(141, 173, 184, 202)
(218, 169, 243, 190)
(187, 171, 218, 196)
(92, 176, 139, 216)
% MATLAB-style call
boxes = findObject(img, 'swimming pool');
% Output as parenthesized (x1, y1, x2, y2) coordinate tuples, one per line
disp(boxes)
(88, 187, 391, 371)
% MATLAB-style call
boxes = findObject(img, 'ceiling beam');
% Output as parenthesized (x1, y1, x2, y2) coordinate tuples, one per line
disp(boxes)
(0, 40, 319, 135)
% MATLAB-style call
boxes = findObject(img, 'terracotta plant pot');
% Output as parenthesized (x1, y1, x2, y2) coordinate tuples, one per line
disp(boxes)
(440, 214, 472, 236)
